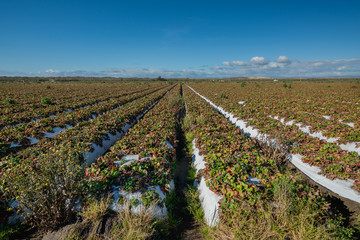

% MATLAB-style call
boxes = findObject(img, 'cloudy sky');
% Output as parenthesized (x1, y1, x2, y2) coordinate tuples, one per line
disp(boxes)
(1, 0, 360, 78)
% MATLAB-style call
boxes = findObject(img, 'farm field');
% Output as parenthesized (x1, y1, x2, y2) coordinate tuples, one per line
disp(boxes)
(1, 80, 360, 239)
(187, 82, 360, 196)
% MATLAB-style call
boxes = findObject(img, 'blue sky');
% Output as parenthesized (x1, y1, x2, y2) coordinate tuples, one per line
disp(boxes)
(1, 0, 360, 78)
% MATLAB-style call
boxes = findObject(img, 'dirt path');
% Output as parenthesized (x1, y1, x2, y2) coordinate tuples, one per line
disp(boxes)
(165, 121, 204, 240)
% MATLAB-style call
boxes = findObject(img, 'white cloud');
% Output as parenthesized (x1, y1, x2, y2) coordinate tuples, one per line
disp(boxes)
(250, 56, 269, 65)
(45, 69, 61, 73)
(216, 58, 360, 78)
(223, 60, 248, 66)
(231, 61, 248, 66)
(101, 68, 210, 78)
(277, 56, 291, 64)
(1, 58, 360, 78)
(267, 62, 282, 68)
(312, 62, 324, 67)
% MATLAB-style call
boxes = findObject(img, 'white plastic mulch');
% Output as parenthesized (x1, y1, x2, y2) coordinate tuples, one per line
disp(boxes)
(187, 85, 360, 203)
(110, 180, 175, 219)
(6, 98, 166, 223)
(83, 99, 160, 166)
(268, 115, 360, 156)
(192, 139, 222, 227)
(110, 154, 175, 218)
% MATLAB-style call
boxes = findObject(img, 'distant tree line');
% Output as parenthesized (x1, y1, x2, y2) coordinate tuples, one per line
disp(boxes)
(0, 76, 168, 82)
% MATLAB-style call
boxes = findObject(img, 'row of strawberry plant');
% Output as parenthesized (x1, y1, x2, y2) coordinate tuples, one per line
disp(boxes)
(189, 82, 359, 144)
(182, 86, 339, 234)
(0, 86, 173, 228)
(188, 82, 360, 193)
(0, 85, 167, 157)
(83, 85, 183, 216)
(1, 85, 172, 168)
(183, 86, 357, 238)
(0, 82, 154, 111)
(0, 82, 166, 129)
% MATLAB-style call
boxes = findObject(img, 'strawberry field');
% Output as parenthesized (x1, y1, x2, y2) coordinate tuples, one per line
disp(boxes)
(187, 82, 360, 198)
(0, 80, 359, 239)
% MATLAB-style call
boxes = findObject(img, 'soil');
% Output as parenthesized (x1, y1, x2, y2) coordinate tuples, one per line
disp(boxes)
(164, 121, 204, 240)
(39, 212, 118, 240)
